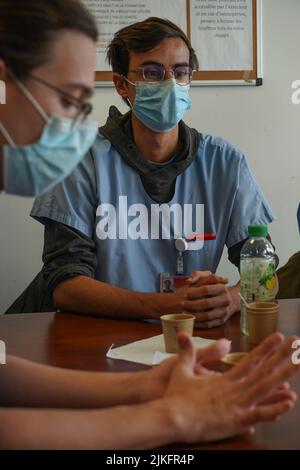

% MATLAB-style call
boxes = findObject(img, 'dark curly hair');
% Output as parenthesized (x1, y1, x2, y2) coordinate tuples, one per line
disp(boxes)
(107, 16, 199, 76)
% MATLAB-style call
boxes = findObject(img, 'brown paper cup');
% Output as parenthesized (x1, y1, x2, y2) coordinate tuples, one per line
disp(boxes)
(246, 302, 279, 344)
(221, 352, 249, 371)
(221, 352, 249, 366)
(161, 313, 195, 353)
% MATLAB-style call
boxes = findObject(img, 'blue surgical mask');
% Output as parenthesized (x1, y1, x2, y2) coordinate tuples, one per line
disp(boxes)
(126, 78, 191, 133)
(0, 77, 98, 197)
(297, 203, 300, 234)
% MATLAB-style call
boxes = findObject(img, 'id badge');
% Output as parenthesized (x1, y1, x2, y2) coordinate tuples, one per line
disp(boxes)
(160, 272, 189, 293)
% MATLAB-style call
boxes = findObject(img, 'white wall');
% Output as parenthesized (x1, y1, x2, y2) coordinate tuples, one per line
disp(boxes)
(0, 0, 299, 313)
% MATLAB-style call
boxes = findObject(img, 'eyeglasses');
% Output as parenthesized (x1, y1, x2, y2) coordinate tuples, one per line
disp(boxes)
(128, 64, 194, 86)
(27, 74, 93, 121)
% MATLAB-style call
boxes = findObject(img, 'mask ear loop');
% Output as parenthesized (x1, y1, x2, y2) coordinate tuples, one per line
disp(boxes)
(9, 71, 49, 124)
(0, 121, 16, 148)
(126, 96, 133, 110)
(121, 75, 135, 109)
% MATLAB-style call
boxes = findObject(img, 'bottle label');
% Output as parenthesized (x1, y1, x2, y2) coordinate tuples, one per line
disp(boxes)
(240, 258, 278, 302)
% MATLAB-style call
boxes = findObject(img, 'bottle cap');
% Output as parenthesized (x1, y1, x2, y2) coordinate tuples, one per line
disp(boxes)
(248, 224, 268, 237)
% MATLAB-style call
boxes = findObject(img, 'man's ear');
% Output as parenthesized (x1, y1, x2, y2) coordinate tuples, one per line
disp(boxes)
(113, 73, 129, 100)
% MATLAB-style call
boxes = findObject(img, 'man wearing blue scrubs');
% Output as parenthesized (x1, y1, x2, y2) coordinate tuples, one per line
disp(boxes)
(12, 18, 276, 328)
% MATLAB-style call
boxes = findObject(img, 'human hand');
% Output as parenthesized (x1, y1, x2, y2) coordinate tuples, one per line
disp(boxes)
(138, 337, 231, 403)
(181, 271, 236, 328)
(163, 332, 300, 444)
(139, 335, 295, 405)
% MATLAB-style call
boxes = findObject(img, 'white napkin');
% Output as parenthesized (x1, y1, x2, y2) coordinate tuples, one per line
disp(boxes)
(106, 334, 216, 366)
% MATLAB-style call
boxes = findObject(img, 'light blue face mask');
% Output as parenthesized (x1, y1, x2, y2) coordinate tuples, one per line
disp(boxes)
(0, 77, 98, 197)
(297, 203, 300, 234)
(126, 78, 191, 133)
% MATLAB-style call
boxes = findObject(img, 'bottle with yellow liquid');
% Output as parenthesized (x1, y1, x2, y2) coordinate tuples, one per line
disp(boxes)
(240, 225, 279, 336)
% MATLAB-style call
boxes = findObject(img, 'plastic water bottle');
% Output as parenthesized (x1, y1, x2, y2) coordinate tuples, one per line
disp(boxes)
(240, 225, 279, 336)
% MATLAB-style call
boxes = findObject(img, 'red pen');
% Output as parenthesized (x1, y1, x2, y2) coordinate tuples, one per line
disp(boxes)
(186, 232, 216, 241)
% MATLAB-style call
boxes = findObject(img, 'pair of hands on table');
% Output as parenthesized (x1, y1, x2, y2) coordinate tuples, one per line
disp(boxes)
(140, 332, 299, 444)
(174, 271, 240, 328)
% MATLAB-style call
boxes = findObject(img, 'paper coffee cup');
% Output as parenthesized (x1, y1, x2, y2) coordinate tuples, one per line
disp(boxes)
(246, 302, 279, 344)
(221, 352, 249, 366)
(161, 313, 195, 353)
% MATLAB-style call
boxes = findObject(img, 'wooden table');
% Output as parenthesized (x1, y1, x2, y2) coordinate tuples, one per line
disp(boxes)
(1, 299, 300, 450)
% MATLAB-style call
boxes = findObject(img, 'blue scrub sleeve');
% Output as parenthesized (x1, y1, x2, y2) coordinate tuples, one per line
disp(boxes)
(226, 155, 276, 248)
(30, 151, 98, 238)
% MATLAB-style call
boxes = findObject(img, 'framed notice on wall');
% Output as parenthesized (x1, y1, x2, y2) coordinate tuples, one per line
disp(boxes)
(83, 0, 262, 86)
